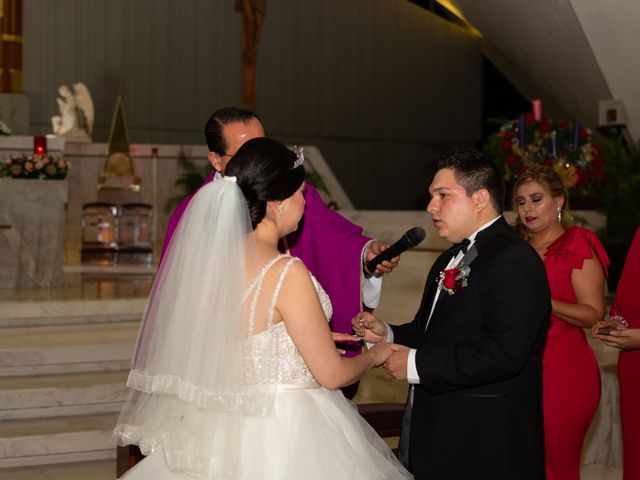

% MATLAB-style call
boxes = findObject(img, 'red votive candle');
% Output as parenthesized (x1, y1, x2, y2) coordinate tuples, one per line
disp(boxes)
(34, 136, 47, 155)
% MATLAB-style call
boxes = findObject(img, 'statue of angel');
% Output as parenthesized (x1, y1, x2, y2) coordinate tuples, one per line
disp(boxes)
(51, 82, 94, 142)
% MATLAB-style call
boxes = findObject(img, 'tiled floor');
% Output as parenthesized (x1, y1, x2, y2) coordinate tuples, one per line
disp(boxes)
(0, 460, 115, 480)
(0, 266, 154, 303)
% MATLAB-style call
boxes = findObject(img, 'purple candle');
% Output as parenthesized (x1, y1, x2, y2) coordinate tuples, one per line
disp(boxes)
(519, 115, 526, 147)
(573, 122, 580, 149)
(550, 131, 557, 157)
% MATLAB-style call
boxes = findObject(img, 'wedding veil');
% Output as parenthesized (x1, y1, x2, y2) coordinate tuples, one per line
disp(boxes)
(114, 174, 276, 478)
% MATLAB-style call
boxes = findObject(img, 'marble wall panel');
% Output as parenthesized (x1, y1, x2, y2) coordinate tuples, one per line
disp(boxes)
(0, 179, 68, 288)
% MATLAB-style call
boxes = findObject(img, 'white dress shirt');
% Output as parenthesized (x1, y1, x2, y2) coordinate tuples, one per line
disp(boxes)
(385, 216, 502, 383)
(361, 239, 383, 309)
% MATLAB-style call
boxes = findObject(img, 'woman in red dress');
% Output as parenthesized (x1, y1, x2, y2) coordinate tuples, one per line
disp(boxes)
(514, 167, 609, 480)
(593, 226, 640, 480)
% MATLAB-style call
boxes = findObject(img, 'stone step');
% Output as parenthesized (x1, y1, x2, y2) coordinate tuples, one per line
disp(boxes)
(0, 459, 116, 480)
(0, 412, 118, 469)
(0, 322, 138, 376)
(0, 299, 146, 328)
(0, 371, 130, 420)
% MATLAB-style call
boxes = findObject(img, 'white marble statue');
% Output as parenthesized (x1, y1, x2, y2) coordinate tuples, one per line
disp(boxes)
(51, 83, 94, 143)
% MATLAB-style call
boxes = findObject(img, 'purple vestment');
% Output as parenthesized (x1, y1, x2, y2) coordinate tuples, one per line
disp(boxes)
(161, 172, 371, 355)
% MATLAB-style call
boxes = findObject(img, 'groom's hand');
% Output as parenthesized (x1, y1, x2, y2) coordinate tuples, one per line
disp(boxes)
(384, 344, 410, 380)
(352, 312, 388, 343)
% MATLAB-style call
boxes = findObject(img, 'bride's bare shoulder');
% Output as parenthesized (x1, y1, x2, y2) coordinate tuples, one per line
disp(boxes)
(275, 258, 319, 300)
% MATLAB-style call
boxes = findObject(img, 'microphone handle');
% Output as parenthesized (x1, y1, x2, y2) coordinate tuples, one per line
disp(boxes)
(364, 237, 410, 275)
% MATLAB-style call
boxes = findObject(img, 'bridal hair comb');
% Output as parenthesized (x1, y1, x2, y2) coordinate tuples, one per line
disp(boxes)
(292, 146, 304, 169)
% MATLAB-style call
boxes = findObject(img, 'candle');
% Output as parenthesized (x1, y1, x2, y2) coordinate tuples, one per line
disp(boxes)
(33, 136, 47, 155)
(550, 131, 557, 157)
(532, 100, 542, 122)
(519, 116, 526, 147)
(573, 123, 580, 149)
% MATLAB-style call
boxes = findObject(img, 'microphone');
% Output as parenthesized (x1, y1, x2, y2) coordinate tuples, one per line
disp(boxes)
(364, 226, 426, 275)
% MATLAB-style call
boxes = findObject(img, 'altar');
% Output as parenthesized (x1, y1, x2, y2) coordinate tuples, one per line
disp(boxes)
(0, 136, 67, 288)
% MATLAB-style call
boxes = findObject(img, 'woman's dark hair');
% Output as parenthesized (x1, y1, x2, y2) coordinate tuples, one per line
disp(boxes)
(225, 137, 305, 228)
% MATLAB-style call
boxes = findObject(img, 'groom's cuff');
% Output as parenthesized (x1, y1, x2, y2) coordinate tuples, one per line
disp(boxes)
(385, 324, 394, 343)
(407, 349, 420, 384)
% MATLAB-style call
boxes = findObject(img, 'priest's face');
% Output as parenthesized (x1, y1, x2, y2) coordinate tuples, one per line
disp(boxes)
(209, 118, 265, 173)
(426, 168, 480, 243)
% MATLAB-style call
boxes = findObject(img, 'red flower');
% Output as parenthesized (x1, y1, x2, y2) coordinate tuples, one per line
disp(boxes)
(501, 131, 515, 140)
(500, 140, 513, 151)
(517, 166, 527, 177)
(559, 119, 569, 127)
(580, 127, 590, 139)
(592, 144, 601, 153)
(524, 113, 536, 124)
(442, 269, 460, 291)
(592, 155, 604, 167)
(542, 160, 553, 168)
(575, 166, 588, 186)
(591, 168, 605, 180)
(539, 118, 552, 133)
(506, 154, 520, 166)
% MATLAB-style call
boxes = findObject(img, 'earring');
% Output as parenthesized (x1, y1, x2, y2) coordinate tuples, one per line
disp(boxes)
(277, 204, 284, 221)
(557, 207, 562, 223)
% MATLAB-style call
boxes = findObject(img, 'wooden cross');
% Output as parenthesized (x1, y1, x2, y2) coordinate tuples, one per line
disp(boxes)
(235, 0, 266, 112)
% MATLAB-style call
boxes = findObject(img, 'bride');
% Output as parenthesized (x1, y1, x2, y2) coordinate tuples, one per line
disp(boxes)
(114, 137, 412, 479)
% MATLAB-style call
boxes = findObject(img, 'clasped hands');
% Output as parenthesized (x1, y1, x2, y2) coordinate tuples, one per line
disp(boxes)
(351, 311, 410, 380)
(592, 318, 640, 351)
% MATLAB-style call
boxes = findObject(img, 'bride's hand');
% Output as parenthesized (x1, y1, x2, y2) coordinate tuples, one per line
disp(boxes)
(331, 332, 362, 355)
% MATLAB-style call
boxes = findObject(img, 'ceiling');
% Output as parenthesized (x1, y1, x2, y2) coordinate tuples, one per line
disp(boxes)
(444, 0, 640, 143)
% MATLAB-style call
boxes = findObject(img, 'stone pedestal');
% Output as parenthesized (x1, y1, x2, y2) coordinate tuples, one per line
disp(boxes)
(0, 93, 29, 134)
(0, 179, 68, 288)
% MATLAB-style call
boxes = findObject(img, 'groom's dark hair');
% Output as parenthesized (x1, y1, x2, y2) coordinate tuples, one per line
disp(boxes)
(435, 147, 505, 213)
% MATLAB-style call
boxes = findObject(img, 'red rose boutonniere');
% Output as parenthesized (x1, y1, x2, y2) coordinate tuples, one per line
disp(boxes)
(437, 264, 471, 295)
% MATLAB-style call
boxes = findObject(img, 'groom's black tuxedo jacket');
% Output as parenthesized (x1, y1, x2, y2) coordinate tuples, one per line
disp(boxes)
(391, 217, 550, 480)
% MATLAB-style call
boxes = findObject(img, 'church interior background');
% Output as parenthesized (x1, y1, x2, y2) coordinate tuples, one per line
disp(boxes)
(1, 0, 638, 478)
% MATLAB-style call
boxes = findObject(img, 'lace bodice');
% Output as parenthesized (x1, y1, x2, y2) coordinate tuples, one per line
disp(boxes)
(244, 255, 332, 385)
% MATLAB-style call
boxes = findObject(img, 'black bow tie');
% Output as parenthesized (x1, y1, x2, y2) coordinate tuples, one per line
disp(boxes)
(449, 238, 471, 256)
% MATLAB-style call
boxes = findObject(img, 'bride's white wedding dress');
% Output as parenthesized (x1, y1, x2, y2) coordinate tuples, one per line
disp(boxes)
(119, 255, 411, 479)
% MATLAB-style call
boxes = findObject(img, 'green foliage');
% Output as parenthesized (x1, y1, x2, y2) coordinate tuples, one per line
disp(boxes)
(595, 135, 640, 244)
(165, 150, 209, 214)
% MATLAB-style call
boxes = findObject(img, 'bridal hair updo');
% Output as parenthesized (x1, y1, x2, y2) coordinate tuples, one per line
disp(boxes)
(512, 165, 573, 239)
(225, 137, 305, 229)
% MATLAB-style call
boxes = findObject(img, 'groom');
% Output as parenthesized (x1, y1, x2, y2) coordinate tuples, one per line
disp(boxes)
(354, 148, 549, 479)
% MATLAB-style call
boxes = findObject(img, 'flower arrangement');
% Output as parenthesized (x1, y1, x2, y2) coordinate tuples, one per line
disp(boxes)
(437, 264, 470, 295)
(0, 153, 70, 180)
(486, 113, 605, 203)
